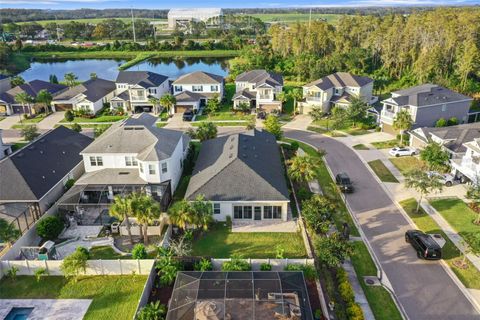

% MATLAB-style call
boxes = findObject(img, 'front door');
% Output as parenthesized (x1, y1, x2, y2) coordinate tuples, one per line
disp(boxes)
(254, 206, 262, 220)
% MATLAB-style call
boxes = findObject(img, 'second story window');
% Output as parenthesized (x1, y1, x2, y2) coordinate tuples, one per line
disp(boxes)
(213, 203, 220, 214)
(139, 163, 144, 173)
(192, 85, 203, 92)
(90, 156, 103, 166)
(149, 88, 157, 94)
(161, 162, 168, 174)
(149, 164, 156, 175)
(125, 156, 138, 167)
(211, 85, 219, 92)
(174, 85, 182, 92)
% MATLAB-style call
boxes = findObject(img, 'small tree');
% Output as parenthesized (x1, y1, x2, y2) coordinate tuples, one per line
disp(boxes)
(36, 89, 53, 115)
(71, 123, 82, 133)
(309, 105, 323, 122)
(264, 114, 282, 139)
(0, 218, 20, 247)
(61, 247, 88, 282)
(159, 94, 176, 114)
(20, 125, 40, 142)
(15, 92, 34, 116)
(195, 122, 217, 142)
(420, 142, 450, 172)
(34, 267, 48, 282)
(314, 232, 353, 267)
(435, 118, 448, 127)
(330, 106, 349, 130)
(393, 109, 413, 145)
(466, 183, 480, 225)
(156, 248, 181, 287)
(131, 193, 161, 245)
(168, 199, 195, 230)
(109, 195, 134, 245)
(64, 110, 74, 122)
(148, 97, 160, 115)
(301, 195, 336, 234)
(190, 194, 214, 231)
(346, 96, 369, 127)
(205, 94, 220, 115)
(36, 216, 64, 240)
(289, 88, 303, 113)
(64, 72, 78, 87)
(49, 74, 58, 84)
(404, 169, 443, 212)
(287, 155, 320, 182)
(132, 244, 148, 259)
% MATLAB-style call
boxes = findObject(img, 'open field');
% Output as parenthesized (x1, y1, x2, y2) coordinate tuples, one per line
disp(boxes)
(252, 13, 343, 25)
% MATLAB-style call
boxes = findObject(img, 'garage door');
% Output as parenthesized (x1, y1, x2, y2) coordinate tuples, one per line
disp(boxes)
(258, 104, 280, 113)
(175, 105, 192, 113)
(0, 105, 7, 115)
(12, 105, 28, 114)
(54, 104, 73, 111)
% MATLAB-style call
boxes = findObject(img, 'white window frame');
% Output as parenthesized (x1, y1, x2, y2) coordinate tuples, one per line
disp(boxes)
(192, 85, 203, 92)
(148, 164, 156, 175)
(213, 203, 220, 215)
(90, 156, 103, 166)
(161, 162, 168, 174)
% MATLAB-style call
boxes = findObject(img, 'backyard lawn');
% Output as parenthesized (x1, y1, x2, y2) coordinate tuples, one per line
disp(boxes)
(89, 246, 130, 259)
(192, 223, 307, 258)
(389, 156, 425, 175)
(60, 115, 127, 123)
(400, 198, 480, 289)
(371, 139, 398, 149)
(430, 198, 480, 252)
(368, 160, 399, 183)
(0, 275, 147, 320)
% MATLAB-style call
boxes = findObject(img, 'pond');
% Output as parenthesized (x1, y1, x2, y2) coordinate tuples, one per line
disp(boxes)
(19, 57, 230, 82)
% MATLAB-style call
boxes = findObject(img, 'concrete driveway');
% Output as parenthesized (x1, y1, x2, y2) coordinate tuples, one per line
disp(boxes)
(0, 115, 21, 130)
(38, 111, 65, 130)
(285, 129, 480, 320)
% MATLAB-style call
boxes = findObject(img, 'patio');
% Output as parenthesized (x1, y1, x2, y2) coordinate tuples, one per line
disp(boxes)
(0, 299, 91, 320)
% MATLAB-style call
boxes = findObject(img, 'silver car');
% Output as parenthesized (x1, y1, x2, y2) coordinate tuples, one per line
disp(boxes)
(427, 171, 455, 187)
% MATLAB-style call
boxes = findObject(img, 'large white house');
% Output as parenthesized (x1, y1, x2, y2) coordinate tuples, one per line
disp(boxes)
(298, 72, 375, 114)
(111, 71, 170, 114)
(168, 8, 223, 29)
(451, 138, 480, 185)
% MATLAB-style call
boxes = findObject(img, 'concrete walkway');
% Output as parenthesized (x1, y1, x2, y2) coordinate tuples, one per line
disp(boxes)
(37, 111, 65, 130)
(282, 114, 312, 131)
(0, 115, 21, 130)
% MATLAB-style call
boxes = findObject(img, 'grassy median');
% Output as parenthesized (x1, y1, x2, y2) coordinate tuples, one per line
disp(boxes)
(368, 160, 399, 183)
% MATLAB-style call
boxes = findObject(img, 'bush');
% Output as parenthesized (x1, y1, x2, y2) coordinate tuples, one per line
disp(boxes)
(284, 264, 317, 281)
(36, 216, 64, 240)
(290, 141, 299, 152)
(339, 281, 355, 302)
(65, 178, 75, 190)
(194, 258, 213, 271)
(435, 118, 448, 127)
(222, 256, 251, 271)
(297, 187, 312, 202)
(260, 263, 272, 271)
(136, 301, 167, 320)
(346, 303, 365, 320)
(71, 123, 82, 132)
(64, 110, 74, 122)
(7, 266, 19, 280)
(61, 247, 89, 280)
(34, 267, 48, 282)
(448, 117, 458, 126)
(77, 246, 90, 259)
(132, 244, 148, 259)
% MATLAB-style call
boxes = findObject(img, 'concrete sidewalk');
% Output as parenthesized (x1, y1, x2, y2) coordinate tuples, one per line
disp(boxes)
(37, 111, 65, 130)
(282, 114, 312, 131)
(0, 115, 21, 130)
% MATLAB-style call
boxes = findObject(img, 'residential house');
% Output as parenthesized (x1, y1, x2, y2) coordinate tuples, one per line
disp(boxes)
(167, 8, 223, 29)
(0, 126, 92, 221)
(172, 71, 224, 114)
(111, 71, 170, 113)
(0, 129, 12, 160)
(0, 80, 67, 115)
(232, 70, 284, 113)
(185, 129, 290, 222)
(451, 138, 480, 184)
(380, 84, 473, 134)
(51, 78, 116, 114)
(0, 74, 11, 94)
(298, 72, 375, 114)
(410, 122, 480, 159)
(58, 114, 190, 214)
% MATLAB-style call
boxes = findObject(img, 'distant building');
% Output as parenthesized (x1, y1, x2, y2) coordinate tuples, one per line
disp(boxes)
(168, 8, 223, 29)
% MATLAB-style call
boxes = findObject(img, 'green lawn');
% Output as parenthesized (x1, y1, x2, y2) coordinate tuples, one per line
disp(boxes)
(353, 144, 369, 150)
(307, 126, 348, 137)
(400, 198, 480, 289)
(192, 121, 248, 127)
(309, 118, 371, 136)
(60, 115, 127, 123)
(89, 246, 130, 260)
(350, 241, 403, 320)
(0, 275, 147, 320)
(372, 139, 399, 149)
(0, 116, 5, 122)
(11, 141, 29, 151)
(56, 123, 113, 129)
(192, 223, 307, 258)
(156, 122, 168, 128)
(430, 198, 480, 252)
(368, 160, 399, 183)
(11, 114, 47, 128)
(389, 156, 425, 175)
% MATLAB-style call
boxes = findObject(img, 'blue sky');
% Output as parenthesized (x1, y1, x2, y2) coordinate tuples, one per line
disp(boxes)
(1, 0, 479, 9)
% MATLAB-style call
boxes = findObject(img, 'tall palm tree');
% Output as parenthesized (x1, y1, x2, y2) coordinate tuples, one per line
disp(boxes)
(15, 92, 34, 117)
(288, 155, 321, 182)
(288, 88, 303, 113)
(191, 195, 213, 231)
(148, 97, 160, 115)
(159, 94, 177, 115)
(168, 199, 194, 230)
(36, 89, 53, 115)
(109, 195, 134, 244)
(131, 193, 161, 245)
(64, 72, 78, 87)
(0, 218, 21, 248)
(393, 109, 413, 145)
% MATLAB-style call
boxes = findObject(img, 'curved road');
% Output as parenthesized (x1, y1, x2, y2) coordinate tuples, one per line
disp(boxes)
(285, 129, 479, 320)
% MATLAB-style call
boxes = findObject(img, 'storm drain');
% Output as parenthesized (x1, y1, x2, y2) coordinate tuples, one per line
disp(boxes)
(363, 276, 381, 286)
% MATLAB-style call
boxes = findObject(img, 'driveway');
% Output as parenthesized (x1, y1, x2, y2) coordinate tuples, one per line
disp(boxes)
(284, 129, 479, 320)
(165, 113, 192, 129)
(0, 115, 21, 130)
(37, 111, 65, 130)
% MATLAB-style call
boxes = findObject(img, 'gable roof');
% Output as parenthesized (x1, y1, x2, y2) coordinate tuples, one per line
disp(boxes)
(116, 71, 168, 88)
(173, 71, 223, 85)
(387, 84, 472, 108)
(81, 114, 188, 162)
(185, 129, 290, 202)
(235, 70, 283, 87)
(174, 91, 203, 102)
(232, 89, 256, 100)
(0, 126, 93, 202)
(53, 78, 116, 103)
(0, 80, 67, 104)
(304, 72, 373, 91)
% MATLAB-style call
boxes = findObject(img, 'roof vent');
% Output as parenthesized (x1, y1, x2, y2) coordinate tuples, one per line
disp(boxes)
(252, 146, 256, 150)
(254, 154, 258, 158)
(28, 146, 35, 150)
(52, 170, 56, 174)
(242, 153, 247, 158)
(62, 151, 66, 154)
(42, 176, 45, 179)
(119, 172, 130, 175)
(40, 139, 45, 143)
(40, 150, 44, 154)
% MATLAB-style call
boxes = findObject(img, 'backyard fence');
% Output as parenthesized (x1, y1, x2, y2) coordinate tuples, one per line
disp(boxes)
(133, 261, 158, 320)
(211, 258, 315, 271)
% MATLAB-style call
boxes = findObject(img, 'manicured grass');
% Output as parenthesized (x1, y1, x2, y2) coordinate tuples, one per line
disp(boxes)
(372, 139, 399, 149)
(400, 198, 480, 289)
(344, 127, 371, 136)
(56, 123, 112, 129)
(307, 126, 347, 137)
(89, 246, 130, 260)
(60, 115, 127, 123)
(11, 114, 47, 128)
(353, 144, 369, 150)
(156, 122, 168, 128)
(368, 160, 399, 183)
(192, 223, 307, 258)
(430, 198, 480, 252)
(389, 156, 425, 175)
(350, 241, 403, 320)
(0, 275, 147, 320)
(11, 141, 29, 151)
(192, 121, 248, 127)
(0, 116, 5, 122)
(312, 117, 374, 136)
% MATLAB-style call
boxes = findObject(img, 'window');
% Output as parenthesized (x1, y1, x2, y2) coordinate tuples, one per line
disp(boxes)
(90, 156, 103, 166)
(161, 162, 168, 174)
(234, 206, 243, 219)
(117, 102, 124, 108)
(174, 85, 182, 92)
(211, 85, 219, 92)
(213, 203, 221, 215)
(272, 206, 282, 219)
(192, 85, 203, 92)
(180, 159, 183, 169)
(442, 104, 447, 112)
(139, 163, 144, 173)
(335, 88, 340, 95)
(125, 156, 138, 167)
(243, 206, 252, 219)
(148, 164, 156, 175)
(149, 88, 157, 94)
(263, 206, 272, 219)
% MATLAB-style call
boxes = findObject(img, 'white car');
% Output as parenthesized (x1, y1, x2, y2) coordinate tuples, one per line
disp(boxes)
(427, 171, 455, 187)
(389, 147, 417, 157)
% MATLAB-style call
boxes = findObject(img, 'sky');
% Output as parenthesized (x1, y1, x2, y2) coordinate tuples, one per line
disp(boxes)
(0, 0, 479, 10)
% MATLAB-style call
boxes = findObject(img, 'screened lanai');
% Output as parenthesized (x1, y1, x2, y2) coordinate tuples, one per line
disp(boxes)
(166, 271, 313, 320)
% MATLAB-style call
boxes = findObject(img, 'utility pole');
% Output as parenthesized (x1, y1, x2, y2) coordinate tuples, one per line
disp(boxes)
(55, 15, 60, 41)
(131, 8, 136, 43)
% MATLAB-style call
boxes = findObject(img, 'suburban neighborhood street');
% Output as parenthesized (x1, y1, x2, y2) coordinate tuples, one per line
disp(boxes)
(285, 129, 480, 320)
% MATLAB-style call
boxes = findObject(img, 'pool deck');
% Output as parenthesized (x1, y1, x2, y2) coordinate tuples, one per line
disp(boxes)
(0, 299, 91, 320)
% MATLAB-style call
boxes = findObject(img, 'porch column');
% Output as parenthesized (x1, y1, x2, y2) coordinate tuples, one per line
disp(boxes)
(108, 186, 114, 200)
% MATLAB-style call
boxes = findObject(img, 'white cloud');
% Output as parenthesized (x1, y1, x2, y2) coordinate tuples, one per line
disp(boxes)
(1, 0, 125, 4)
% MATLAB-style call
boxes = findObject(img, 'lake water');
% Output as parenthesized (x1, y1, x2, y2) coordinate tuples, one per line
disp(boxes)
(19, 57, 230, 82)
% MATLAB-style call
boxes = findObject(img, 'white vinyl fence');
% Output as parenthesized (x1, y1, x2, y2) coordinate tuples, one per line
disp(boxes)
(211, 258, 314, 271)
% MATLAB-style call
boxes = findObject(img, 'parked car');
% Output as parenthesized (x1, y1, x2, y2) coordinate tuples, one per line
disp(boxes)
(405, 230, 442, 260)
(257, 111, 266, 120)
(335, 172, 354, 193)
(427, 171, 455, 187)
(389, 146, 417, 157)
(183, 110, 194, 121)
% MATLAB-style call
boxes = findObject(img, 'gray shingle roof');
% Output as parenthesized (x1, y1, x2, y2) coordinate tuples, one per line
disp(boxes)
(232, 89, 256, 100)
(235, 70, 283, 87)
(174, 91, 203, 102)
(116, 71, 168, 88)
(53, 78, 115, 103)
(0, 80, 67, 104)
(185, 129, 290, 202)
(0, 126, 93, 201)
(304, 72, 373, 90)
(388, 84, 472, 108)
(76, 168, 147, 185)
(173, 71, 223, 85)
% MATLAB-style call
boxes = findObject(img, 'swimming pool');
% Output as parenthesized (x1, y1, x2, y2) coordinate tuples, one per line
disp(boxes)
(4, 307, 34, 320)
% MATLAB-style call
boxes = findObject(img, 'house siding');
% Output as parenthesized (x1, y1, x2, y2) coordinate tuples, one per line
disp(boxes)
(413, 100, 471, 128)
(210, 201, 289, 222)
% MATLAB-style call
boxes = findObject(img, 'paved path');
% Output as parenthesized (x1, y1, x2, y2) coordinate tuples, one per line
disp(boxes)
(165, 113, 192, 129)
(285, 129, 480, 320)
(282, 114, 312, 131)
(37, 111, 65, 129)
(0, 115, 21, 130)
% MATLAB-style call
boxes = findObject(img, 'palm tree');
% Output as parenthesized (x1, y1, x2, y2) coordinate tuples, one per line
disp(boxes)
(159, 94, 177, 115)
(148, 97, 160, 115)
(64, 72, 78, 87)
(168, 199, 194, 230)
(191, 195, 213, 231)
(0, 218, 21, 248)
(289, 88, 303, 113)
(288, 155, 321, 182)
(393, 109, 413, 145)
(131, 193, 161, 245)
(109, 195, 134, 244)
(15, 92, 34, 117)
(36, 89, 53, 115)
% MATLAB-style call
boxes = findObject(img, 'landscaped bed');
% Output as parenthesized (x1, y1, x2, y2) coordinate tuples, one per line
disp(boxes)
(389, 156, 425, 175)
(60, 115, 127, 123)
(191, 121, 248, 127)
(353, 144, 369, 150)
(0, 275, 147, 320)
(372, 139, 399, 149)
(368, 160, 399, 183)
(191, 223, 307, 258)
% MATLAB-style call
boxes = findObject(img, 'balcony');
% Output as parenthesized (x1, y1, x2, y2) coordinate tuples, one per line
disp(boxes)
(258, 95, 274, 100)
(380, 110, 397, 124)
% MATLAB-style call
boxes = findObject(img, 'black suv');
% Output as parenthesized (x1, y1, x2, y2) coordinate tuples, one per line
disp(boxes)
(405, 230, 442, 260)
(335, 172, 354, 193)
(182, 110, 194, 121)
